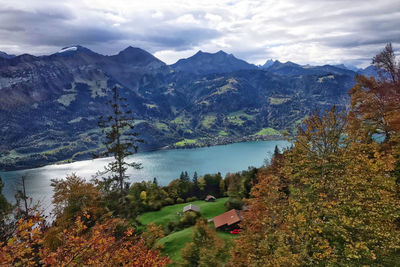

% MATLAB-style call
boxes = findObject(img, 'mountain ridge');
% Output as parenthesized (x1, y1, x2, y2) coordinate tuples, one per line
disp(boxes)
(0, 45, 378, 170)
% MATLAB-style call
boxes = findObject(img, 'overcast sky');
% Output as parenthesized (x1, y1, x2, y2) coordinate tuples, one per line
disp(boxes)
(0, 0, 399, 67)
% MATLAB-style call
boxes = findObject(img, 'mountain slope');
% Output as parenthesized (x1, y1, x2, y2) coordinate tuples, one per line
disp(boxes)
(0, 47, 358, 170)
(171, 50, 257, 75)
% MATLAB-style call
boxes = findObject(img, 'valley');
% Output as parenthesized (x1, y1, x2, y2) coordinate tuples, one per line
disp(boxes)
(0, 46, 375, 171)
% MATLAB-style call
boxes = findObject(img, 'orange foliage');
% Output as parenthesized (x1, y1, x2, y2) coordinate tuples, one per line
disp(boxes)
(1, 214, 170, 266)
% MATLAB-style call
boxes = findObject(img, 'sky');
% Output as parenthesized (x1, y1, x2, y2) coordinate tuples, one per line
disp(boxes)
(0, 0, 399, 67)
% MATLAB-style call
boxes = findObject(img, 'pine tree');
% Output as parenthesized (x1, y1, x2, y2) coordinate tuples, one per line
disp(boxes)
(97, 86, 143, 197)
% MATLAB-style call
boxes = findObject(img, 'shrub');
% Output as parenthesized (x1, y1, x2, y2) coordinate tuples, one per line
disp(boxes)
(186, 196, 198, 202)
(163, 197, 175, 206)
(224, 197, 243, 211)
(180, 211, 201, 227)
(176, 198, 184, 204)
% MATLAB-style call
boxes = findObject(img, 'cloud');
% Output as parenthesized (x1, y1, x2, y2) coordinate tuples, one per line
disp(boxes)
(0, 0, 398, 67)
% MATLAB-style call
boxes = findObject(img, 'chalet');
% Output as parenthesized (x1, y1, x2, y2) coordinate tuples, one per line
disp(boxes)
(183, 204, 200, 213)
(205, 195, 216, 202)
(213, 209, 243, 230)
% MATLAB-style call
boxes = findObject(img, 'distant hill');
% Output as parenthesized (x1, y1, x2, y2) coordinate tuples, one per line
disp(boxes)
(0, 51, 16, 59)
(0, 46, 365, 170)
(171, 50, 257, 75)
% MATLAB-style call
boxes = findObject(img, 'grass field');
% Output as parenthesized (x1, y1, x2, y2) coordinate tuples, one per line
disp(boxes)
(254, 127, 281, 136)
(138, 197, 228, 228)
(158, 223, 238, 263)
(174, 138, 198, 147)
(138, 197, 231, 263)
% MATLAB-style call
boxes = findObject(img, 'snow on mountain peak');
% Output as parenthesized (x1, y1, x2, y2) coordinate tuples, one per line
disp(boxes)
(58, 46, 78, 53)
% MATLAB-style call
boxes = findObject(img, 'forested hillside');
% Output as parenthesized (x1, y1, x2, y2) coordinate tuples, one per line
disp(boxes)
(0, 44, 398, 266)
(0, 46, 366, 170)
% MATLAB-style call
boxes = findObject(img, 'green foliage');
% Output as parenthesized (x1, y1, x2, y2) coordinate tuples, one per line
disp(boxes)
(138, 198, 228, 229)
(180, 219, 229, 267)
(224, 197, 243, 211)
(96, 86, 143, 216)
(201, 115, 217, 128)
(254, 127, 281, 136)
(174, 139, 198, 147)
(218, 130, 228, 136)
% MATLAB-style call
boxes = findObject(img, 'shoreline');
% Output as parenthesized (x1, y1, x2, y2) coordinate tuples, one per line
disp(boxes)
(0, 135, 287, 172)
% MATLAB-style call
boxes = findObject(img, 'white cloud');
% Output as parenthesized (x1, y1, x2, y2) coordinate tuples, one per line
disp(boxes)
(0, 0, 398, 66)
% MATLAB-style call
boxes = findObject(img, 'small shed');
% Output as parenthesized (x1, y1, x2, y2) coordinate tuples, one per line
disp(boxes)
(205, 195, 216, 202)
(213, 209, 243, 229)
(183, 204, 200, 213)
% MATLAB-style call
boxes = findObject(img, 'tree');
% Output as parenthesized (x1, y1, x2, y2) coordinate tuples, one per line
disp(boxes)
(372, 42, 398, 83)
(180, 219, 228, 266)
(42, 216, 170, 266)
(349, 43, 400, 142)
(96, 86, 143, 217)
(97, 86, 143, 196)
(231, 106, 400, 266)
(50, 174, 104, 229)
(0, 214, 171, 266)
(0, 212, 46, 266)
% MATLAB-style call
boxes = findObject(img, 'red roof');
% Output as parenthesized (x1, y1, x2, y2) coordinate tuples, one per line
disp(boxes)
(213, 209, 243, 228)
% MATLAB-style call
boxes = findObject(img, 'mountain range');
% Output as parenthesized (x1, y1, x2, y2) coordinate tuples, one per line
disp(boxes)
(0, 45, 378, 170)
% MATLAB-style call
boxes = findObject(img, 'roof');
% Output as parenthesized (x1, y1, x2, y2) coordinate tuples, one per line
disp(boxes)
(213, 209, 243, 228)
(205, 195, 216, 200)
(183, 204, 200, 213)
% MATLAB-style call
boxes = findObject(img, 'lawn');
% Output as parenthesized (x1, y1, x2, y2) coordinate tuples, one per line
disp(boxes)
(138, 197, 228, 228)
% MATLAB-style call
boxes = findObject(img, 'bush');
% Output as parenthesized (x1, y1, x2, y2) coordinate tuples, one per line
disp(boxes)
(186, 196, 198, 202)
(148, 201, 163, 211)
(224, 197, 243, 211)
(180, 211, 201, 227)
(163, 197, 175, 206)
(166, 221, 181, 234)
(176, 197, 184, 204)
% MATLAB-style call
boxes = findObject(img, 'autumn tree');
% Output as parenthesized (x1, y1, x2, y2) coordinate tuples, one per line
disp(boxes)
(43, 174, 105, 250)
(231, 107, 400, 266)
(180, 219, 228, 267)
(0, 212, 46, 266)
(41, 216, 170, 266)
(349, 43, 400, 141)
(1, 213, 170, 266)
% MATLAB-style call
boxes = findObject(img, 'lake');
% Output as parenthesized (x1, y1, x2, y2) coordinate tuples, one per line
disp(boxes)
(0, 140, 289, 213)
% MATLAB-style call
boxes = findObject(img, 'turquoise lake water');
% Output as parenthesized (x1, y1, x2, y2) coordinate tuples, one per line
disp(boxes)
(0, 140, 289, 212)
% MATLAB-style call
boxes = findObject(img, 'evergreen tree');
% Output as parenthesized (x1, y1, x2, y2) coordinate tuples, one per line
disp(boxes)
(97, 86, 143, 196)
(193, 172, 198, 183)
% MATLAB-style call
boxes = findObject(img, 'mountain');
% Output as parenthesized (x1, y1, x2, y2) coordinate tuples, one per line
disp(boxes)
(357, 65, 379, 78)
(0, 46, 359, 171)
(261, 59, 274, 69)
(0, 51, 16, 59)
(171, 50, 257, 75)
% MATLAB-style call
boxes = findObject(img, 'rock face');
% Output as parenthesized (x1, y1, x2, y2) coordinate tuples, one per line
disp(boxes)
(0, 46, 367, 170)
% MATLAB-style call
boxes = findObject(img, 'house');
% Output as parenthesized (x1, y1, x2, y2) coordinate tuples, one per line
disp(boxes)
(213, 209, 243, 230)
(183, 204, 200, 213)
(205, 195, 216, 202)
